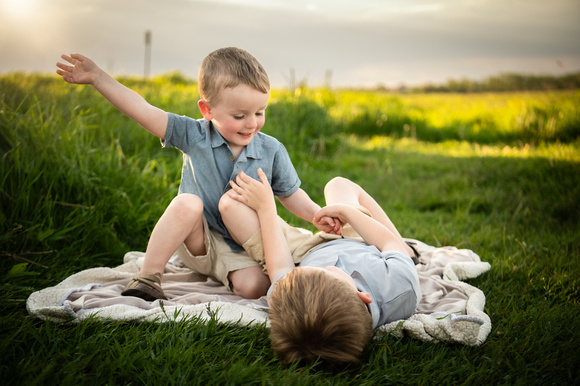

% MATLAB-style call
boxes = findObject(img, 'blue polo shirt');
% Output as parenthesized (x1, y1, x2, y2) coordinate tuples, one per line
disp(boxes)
(162, 113, 301, 250)
(268, 238, 421, 329)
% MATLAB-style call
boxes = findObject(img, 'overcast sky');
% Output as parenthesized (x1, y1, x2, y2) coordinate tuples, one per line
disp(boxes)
(1, 0, 579, 88)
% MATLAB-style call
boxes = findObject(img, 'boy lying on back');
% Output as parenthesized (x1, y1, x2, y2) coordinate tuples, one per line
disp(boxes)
(222, 169, 421, 363)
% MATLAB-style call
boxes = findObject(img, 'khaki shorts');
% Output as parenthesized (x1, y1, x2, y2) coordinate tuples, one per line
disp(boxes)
(176, 211, 366, 288)
(243, 217, 347, 267)
(175, 216, 250, 288)
(243, 208, 368, 267)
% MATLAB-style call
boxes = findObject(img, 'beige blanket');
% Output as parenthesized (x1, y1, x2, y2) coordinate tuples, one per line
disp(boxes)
(26, 238, 491, 345)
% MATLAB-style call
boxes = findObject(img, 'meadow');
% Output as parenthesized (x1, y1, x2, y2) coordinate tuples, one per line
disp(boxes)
(1, 72, 579, 385)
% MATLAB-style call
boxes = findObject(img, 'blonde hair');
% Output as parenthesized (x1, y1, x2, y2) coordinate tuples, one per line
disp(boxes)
(269, 268, 373, 364)
(198, 47, 270, 104)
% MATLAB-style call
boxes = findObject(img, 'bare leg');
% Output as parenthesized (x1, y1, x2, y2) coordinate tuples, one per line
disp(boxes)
(219, 193, 270, 299)
(227, 266, 271, 299)
(219, 192, 261, 246)
(140, 194, 206, 277)
(324, 177, 414, 257)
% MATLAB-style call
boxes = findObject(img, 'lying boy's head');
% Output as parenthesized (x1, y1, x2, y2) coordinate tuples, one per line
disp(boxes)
(199, 47, 270, 105)
(269, 267, 373, 364)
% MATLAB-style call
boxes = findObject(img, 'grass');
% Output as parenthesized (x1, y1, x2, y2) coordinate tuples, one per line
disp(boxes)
(1, 73, 579, 385)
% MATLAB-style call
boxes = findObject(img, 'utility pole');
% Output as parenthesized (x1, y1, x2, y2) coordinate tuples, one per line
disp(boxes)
(144, 30, 152, 79)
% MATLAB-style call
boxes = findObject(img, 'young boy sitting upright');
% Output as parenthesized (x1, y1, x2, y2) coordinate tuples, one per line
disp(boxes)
(224, 169, 421, 363)
(56, 47, 337, 300)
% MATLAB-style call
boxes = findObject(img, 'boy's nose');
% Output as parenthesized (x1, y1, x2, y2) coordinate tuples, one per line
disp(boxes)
(246, 115, 257, 129)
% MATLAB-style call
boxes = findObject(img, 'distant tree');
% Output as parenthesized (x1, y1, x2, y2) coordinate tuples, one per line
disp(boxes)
(400, 72, 580, 93)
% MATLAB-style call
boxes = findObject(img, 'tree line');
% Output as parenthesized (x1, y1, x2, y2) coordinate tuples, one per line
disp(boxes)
(400, 72, 580, 93)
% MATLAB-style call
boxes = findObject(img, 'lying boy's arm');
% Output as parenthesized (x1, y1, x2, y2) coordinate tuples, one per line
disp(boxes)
(228, 170, 295, 281)
(315, 204, 409, 254)
(57, 54, 168, 139)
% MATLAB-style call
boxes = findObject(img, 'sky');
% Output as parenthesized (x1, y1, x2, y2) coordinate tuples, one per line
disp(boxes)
(1, 0, 579, 88)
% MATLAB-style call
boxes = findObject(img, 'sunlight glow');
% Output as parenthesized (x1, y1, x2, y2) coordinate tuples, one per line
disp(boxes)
(189, 0, 445, 17)
(349, 136, 580, 162)
(2, 0, 35, 17)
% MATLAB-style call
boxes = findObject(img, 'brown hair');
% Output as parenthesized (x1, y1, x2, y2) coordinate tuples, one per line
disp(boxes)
(269, 268, 373, 364)
(198, 47, 270, 105)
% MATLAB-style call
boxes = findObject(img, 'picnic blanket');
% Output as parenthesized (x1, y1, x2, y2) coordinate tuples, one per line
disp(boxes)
(26, 238, 491, 346)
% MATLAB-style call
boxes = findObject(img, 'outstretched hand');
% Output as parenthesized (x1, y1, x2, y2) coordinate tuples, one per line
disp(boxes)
(56, 54, 99, 85)
(227, 169, 275, 214)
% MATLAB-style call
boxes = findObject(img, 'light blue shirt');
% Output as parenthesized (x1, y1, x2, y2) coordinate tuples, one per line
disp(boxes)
(268, 238, 421, 329)
(162, 113, 301, 250)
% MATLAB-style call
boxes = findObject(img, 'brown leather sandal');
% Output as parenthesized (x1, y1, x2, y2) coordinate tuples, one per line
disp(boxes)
(121, 273, 167, 301)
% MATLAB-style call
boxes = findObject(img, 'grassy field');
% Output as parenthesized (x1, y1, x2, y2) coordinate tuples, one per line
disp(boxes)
(1, 73, 579, 385)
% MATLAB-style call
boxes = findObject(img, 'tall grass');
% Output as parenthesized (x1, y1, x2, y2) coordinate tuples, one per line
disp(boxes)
(1, 73, 579, 385)
(268, 87, 580, 144)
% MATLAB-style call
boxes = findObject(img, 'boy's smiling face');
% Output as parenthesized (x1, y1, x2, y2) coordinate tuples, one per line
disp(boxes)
(198, 84, 269, 158)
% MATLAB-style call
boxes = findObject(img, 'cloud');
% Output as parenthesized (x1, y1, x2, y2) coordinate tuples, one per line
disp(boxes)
(0, 0, 578, 87)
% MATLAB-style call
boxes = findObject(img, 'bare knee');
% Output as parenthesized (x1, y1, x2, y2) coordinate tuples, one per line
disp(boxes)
(218, 193, 238, 219)
(168, 194, 204, 219)
(219, 192, 256, 216)
(219, 193, 260, 245)
(163, 193, 203, 229)
(233, 277, 270, 299)
(324, 176, 352, 194)
(229, 267, 271, 299)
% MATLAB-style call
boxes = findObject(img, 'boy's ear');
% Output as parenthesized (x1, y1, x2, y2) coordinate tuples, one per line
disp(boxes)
(198, 100, 212, 120)
(358, 291, 372, 304)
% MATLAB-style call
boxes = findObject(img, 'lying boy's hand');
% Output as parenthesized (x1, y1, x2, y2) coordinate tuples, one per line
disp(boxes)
(56, 54, 100, 85)
(314, 204, 351, 228)
(228, 169, 275, 213)
(314, 215, 344, 235)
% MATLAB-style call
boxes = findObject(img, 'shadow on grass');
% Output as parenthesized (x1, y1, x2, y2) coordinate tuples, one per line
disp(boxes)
(1, 74, 578, 384)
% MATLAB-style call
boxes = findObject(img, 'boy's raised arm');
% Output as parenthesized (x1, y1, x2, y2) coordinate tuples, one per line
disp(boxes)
(227, 169, 295, 281)
(56, 54, 168, 139)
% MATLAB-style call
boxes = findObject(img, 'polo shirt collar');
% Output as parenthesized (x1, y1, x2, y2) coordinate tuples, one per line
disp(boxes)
(245, 133, 263, 159)
(209, 121, 227, 148)
(208, 121, 263, 160)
